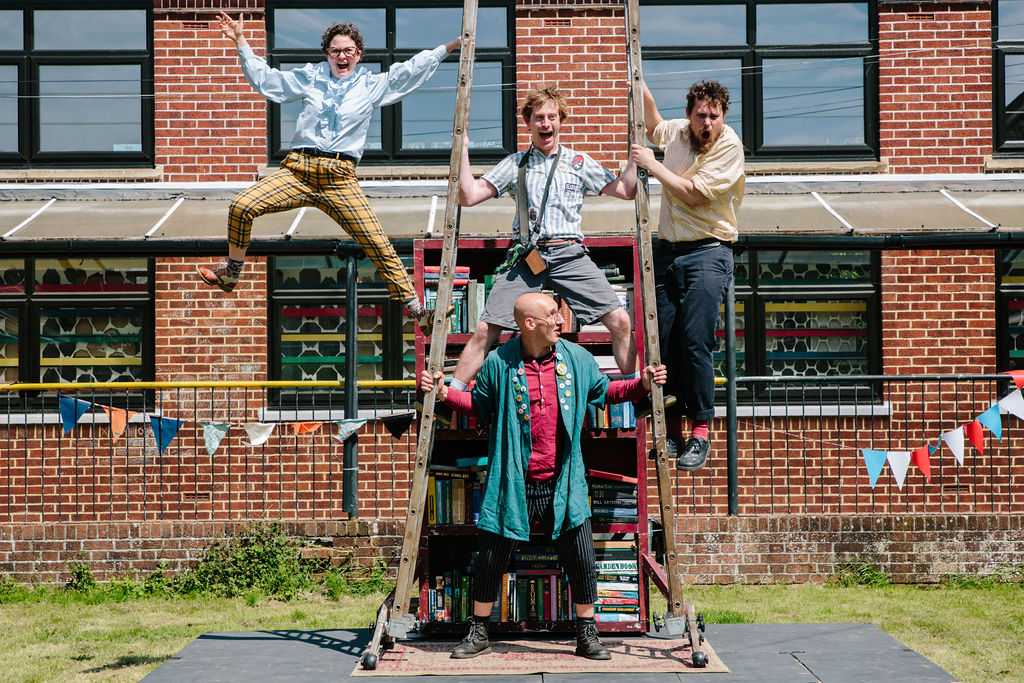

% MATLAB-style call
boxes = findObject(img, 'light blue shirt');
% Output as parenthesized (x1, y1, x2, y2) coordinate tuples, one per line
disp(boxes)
(236, 44, 449, 159)
(482, 145, 617, 242)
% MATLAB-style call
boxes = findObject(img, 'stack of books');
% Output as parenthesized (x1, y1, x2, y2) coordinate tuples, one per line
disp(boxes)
(513, 544, 574, 622)
(588, 470, 639, 525)
(594, 550, 641, 623)
(423, 267, 495, 334)
(427, 558, 474, 624)
(427, 465, 483, 525)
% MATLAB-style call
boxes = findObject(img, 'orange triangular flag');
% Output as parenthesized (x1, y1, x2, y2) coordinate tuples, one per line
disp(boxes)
(964, 419, 985, 456)
(290, 421, 323, 435)
(1002, 370, 1024, 390)
(102, 405, 133, 440)
(910, 445, 931, 482)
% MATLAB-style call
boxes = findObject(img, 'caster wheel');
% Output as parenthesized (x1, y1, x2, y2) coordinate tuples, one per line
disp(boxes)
(361, 652, 378, 670)
(692, 651, 708, 668)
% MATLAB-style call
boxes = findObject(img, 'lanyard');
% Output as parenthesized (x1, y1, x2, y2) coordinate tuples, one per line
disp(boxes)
(516, 146, 562, 245)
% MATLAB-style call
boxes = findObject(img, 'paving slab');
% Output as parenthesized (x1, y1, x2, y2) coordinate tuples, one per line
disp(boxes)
(142, 623, 959, 682)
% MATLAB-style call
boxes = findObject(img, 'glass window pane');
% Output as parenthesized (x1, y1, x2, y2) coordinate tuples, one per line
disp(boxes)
(0, 308, 17, 384)
(757, 3, 867, 45)
(640, 4, 745, 46)
(762, 58, 863, 146)
(643, 59, 742, 142)
(273, 255, 346, 290)
(715, 298, 745, 378)
(273, 9, 386, 50)
(35, 10, 147, 51)
(397, 7, 506, 48)
(401, 60, 503, 152)
(1007, 296, 1024, 370)
(764, 299, 869, 376)
(0, 259, 25, 293)
(999, 1, 1024, 41)
(279, 303, 346, 382)
(0, 65, 17, 153)
(758, 250, 871, 284)
(34, 258, 148, 294)
(1005, 55, 1024, 142)
(0, 10, 22, 50)
(278, 61, 382, 152)
(39, 65, 142, 153)
(39, 305, 144, 383)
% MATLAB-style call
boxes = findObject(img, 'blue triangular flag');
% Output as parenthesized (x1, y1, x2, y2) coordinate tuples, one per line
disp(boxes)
(976, 404, 1002, 441)
(59, 396, 91, 434)
(150, 416, 184, 455)
(861, 449, 888, 489)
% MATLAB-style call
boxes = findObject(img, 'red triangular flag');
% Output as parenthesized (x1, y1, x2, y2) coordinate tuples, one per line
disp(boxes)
(964, 419, 985, 456)
(910, 445, 931, 482)
(1002, 370, 1024, 390)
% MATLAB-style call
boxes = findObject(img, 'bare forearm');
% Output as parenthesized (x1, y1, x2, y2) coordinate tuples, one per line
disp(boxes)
(646, 158, 705, 207)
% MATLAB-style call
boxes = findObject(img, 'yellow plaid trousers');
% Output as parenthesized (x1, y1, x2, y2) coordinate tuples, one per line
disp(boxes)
(227, 151, 416, 303)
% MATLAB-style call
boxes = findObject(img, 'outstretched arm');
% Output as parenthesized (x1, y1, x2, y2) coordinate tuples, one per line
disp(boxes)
(641, 80, 663, 143)
(600, 156, 638, 200)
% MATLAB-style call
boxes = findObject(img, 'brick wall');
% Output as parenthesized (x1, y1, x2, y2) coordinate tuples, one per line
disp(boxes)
(1, 514, 1019, 585)
(154, 10, 268, 182)
(878, 2, 992, 173)
(881, 249, 996, 375)
(515, 6, 629, 165)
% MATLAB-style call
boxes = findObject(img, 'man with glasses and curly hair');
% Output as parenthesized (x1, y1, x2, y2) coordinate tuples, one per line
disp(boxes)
(630, 79, 745, 473)
(199, 13, 460, 333)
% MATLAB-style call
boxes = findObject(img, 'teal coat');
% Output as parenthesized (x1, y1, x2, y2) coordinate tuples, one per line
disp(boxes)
(471, 337, 610, 541)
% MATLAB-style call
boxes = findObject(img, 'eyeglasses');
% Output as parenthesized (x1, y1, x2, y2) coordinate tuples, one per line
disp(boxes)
(326, 46, 359, 58)
(532, 311, 562, 325)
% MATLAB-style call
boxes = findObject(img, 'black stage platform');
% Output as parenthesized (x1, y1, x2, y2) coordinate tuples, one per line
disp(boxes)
(142, 623, 959, 682)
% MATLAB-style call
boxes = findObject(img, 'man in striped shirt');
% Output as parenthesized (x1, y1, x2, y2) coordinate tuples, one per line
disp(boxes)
(449, 85, 640, 396)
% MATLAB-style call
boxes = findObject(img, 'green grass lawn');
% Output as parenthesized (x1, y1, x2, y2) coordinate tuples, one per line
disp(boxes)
(1, 583, 1021, 682)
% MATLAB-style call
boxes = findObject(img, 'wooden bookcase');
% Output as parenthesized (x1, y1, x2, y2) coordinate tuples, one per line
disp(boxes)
(412, 236, 651, 635)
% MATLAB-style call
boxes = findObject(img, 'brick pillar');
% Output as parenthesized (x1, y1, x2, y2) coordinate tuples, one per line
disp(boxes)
(878, 2, 992, 173)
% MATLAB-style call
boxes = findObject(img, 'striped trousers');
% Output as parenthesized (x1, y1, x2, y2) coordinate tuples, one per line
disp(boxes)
(471, 477, 598, 605)
(226, 151, 416, 303)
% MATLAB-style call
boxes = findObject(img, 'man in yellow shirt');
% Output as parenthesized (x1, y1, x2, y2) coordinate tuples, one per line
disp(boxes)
(630, 79, 744, 471)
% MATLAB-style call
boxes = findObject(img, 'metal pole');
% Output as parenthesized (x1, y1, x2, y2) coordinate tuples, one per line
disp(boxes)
(343, 253, 359, 517)
(725, 275, 738, 516)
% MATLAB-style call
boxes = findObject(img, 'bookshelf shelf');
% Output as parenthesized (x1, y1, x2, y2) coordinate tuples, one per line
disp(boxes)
(414, 235, 650, 635)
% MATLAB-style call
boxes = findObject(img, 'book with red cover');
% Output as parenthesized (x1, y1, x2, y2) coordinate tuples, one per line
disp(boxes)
(587, 468, 639, 484)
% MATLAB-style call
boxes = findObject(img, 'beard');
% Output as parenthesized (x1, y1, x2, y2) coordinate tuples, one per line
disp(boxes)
(688, 127, 716, 154)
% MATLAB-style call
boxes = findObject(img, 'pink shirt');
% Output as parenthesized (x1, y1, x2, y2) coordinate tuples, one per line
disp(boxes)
(444, 350, 647, 481)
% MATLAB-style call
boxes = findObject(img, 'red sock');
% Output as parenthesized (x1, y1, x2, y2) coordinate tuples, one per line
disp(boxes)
(691, 420, 710, 440)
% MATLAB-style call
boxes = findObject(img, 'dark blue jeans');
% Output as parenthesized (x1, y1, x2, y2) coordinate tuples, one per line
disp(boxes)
(654, 240, 734, 422)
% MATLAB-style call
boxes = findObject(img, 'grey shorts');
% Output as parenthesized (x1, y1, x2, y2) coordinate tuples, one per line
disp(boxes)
(480, 241, 624, 330)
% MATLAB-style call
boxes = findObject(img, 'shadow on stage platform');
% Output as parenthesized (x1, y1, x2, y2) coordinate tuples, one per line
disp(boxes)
(141, 622, 959, 682)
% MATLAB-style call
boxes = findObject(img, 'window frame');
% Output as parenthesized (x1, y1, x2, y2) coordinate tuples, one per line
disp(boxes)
(264, 0, 516, 166)
(0, 257, 156, 409)
(993, 1, 1024, 155)
(268, 253, 414, 410)
(0, 2, 155, 168)
(724, 248, 882, 402)
(640, 0, 879, 161)
(997, 249, 1024, 370)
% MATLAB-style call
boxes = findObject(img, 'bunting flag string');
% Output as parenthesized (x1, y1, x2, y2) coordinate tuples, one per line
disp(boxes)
(941, 427, 965, 466)
(964, 419, 985, 456)
(861, 449, 888, 489)
(999, 389, 1024, 420)
(886, 450, 911, 490)
(101, 405, 134, 440)
(290, 421, 323, 435)
(910, 444, 934, 483)
(976, 404, 1002, 441)
(380, 412, 416, 439)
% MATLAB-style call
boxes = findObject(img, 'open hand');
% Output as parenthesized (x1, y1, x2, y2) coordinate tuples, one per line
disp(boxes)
(217, 12, 244, 44)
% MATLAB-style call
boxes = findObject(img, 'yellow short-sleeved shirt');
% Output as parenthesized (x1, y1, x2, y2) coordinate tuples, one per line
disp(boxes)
(651, 118, 745, 243)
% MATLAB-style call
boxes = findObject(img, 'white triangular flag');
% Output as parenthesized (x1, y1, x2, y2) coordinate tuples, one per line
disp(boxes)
(243, 422, 276, 446)
(201, 422, 231, 456)
(887, 451, 912, 490)
(999, 389, 1024, 421)
(941, 427, 965, 466)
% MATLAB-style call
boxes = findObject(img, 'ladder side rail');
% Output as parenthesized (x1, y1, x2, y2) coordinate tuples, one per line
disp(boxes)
(624, 0, 684, 619)
(390, 0, 478, 630)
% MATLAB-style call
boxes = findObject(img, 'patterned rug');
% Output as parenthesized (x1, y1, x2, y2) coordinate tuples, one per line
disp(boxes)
(352, 636, 728, 676)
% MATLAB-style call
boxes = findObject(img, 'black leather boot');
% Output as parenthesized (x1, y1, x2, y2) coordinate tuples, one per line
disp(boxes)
(451, 615, 492, 659)
(575, 616, 611, 660)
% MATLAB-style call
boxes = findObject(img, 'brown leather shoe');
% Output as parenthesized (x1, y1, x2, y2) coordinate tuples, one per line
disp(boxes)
(197, 265, 238, 293)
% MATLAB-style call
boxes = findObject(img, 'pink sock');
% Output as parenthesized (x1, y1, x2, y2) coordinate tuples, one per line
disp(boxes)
(691, 420, 709, 440)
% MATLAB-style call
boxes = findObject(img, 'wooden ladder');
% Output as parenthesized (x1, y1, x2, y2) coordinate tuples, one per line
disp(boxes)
(624, 0, 708, 667)
(359, 0, 478, 670)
